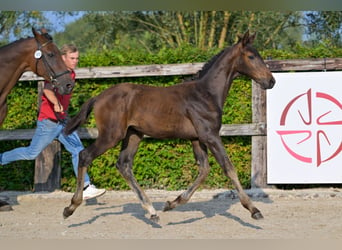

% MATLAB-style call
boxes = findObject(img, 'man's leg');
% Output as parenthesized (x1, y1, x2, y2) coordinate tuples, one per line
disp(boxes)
(0, 120, 62, 165)
(58, 130, 105, 200)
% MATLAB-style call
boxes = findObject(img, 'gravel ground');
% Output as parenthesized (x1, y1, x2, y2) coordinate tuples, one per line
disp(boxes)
(0, 188, 342, 239)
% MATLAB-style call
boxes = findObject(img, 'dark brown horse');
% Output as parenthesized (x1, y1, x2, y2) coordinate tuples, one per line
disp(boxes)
(0, 28, 75, 211)
(63, 31, 275, 222)
(0, 27, 75, 125)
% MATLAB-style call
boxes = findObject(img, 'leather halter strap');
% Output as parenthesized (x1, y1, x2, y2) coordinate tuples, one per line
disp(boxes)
(35, 39, 70, 88)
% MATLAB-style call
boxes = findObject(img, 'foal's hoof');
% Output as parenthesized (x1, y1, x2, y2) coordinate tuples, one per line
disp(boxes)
(63, 207, 74, 219)
(150, 214, 160, 223)
(163, 201, 173, 212)
(0, 204, 13, 211)
(0, 200, 13, 211)
(252, 211, 264, 220)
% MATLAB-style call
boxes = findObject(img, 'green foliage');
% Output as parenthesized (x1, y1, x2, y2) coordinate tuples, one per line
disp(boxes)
(261, 43, 342, 60)
(0, 11, 45, 43)
(1, 81, 38, 129)
(222, 77, 252, 124)
(0, 44, 341, 192)
(0, 141, 34, 191)
(304, 11, 342, 48)
(52, 11, 341, 52)
(79, 43, 218, 67)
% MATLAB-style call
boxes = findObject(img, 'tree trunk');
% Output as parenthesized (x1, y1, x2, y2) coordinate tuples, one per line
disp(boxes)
(248, 12, 255, 30)
(208, 11, 217, 48)
(264, 14, 290, 47)
(194, 11, 199, 46)
(218, 11, 231, 48)
(199, 11, 208, 49)
(177, 11, 188, 44)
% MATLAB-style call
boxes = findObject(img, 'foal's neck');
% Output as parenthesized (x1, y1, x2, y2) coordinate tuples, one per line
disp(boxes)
(200, 47, 238, 108)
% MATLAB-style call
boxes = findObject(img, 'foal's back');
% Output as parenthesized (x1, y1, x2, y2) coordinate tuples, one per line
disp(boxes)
(93, 81, 208, 139)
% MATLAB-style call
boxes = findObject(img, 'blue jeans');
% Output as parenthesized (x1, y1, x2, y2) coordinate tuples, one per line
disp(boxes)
(0, 119, 90, 187)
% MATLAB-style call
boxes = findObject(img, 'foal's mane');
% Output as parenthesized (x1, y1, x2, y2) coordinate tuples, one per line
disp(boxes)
(183, 48, 227, 82)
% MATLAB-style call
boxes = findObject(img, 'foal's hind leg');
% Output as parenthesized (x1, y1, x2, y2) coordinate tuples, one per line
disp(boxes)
(63, 136, 119, 219)
(164, 140, 210, 211)
(116, 130, 159, 223)
(207, 136, 263, 220)
(63, 162, 87, 218)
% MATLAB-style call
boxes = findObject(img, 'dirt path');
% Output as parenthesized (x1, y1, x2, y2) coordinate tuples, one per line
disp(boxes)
(0, 188, 342, 239)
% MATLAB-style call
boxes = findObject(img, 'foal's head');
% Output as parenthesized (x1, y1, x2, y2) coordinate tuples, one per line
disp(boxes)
(233, 31, 275, 89)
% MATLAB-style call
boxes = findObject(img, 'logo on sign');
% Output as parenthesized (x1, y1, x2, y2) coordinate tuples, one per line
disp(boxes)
(276, 88, 342, 167)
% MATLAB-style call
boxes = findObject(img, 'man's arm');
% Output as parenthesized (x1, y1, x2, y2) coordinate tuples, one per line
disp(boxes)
(43, 89, 64, 113)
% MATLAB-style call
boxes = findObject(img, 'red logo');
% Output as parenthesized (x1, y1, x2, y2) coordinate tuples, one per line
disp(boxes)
(276, 89, 342, 167)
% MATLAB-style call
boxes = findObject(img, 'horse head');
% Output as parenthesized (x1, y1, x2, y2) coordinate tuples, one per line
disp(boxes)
(31, 28, 75, 95)
(234, 30, 275, 89)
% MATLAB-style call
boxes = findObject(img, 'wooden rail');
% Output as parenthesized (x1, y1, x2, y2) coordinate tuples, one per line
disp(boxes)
(1, 58, 341, 191)
(0, 123, 267, 141)
(18, 58, 342, 80)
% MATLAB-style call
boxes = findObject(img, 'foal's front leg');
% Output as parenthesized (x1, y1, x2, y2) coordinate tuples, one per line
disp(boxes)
(163, 140, 210, 211)
(207, 136, 263, 220)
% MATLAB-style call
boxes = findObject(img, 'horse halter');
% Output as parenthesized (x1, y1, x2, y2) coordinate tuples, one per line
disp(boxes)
(34, 39, 71, 88)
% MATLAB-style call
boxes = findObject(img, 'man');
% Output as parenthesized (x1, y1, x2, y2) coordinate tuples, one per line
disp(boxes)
(0, 44, 105, 200)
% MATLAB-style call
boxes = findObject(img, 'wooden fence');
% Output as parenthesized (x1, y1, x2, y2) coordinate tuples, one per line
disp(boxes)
(1, 58, 341, 191)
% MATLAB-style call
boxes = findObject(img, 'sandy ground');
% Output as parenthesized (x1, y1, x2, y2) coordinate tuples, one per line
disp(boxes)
(0, 188, 342, 239)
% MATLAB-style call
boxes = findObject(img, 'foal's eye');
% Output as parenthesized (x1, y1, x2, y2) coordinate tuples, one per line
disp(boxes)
(47, 52, 54, 57)
(248, 55, 255, 60)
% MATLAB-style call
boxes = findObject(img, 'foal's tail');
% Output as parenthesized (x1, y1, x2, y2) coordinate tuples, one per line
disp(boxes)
(64, 97, 97, 135)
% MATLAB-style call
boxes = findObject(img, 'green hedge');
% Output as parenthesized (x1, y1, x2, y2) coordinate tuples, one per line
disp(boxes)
(0, 44, 341, 192)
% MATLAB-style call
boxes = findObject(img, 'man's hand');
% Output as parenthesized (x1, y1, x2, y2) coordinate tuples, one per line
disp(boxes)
(53, 102, 64, 113)
(43, 88, 64, 114)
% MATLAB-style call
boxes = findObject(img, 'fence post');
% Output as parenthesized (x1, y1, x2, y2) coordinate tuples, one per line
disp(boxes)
(34, 81, 61, 192)
(251, 80, 268, 188)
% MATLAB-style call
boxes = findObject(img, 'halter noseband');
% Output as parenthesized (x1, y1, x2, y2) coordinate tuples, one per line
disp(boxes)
(35, 39, 71, 88)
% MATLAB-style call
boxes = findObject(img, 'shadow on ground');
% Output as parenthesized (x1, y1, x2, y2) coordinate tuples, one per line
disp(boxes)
(66, 189, 273, 229)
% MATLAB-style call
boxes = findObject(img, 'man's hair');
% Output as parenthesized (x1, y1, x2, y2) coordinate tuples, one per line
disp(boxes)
(60, 44, 78, 55)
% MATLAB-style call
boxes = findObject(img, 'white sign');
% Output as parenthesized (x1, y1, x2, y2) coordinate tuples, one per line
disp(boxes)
(267, 72, 342, 183)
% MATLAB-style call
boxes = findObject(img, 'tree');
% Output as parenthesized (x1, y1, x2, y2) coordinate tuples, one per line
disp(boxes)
(0, 11, 44, 44)
(304, 11, 342, 47)
(2, 11, 341, 52)
(59, 11, 304, 52)
(0, 11, 80, 46)
(52, 11, 342, 53)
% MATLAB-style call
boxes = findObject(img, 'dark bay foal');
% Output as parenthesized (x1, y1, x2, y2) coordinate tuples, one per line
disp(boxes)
(63, 31, 275, 222)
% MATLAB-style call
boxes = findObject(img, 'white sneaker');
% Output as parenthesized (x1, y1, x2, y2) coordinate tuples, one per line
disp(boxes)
(83, 184, 106, 200)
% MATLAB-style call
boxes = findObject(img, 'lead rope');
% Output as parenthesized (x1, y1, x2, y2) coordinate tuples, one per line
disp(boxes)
(53, 90, 69, 125)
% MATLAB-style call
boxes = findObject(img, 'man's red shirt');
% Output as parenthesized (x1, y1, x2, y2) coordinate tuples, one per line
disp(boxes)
(38, 70, 75, 121)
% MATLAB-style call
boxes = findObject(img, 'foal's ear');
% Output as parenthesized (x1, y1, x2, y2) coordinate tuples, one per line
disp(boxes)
(248, 32, 256, 44)
(240, 30, 256, 46)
